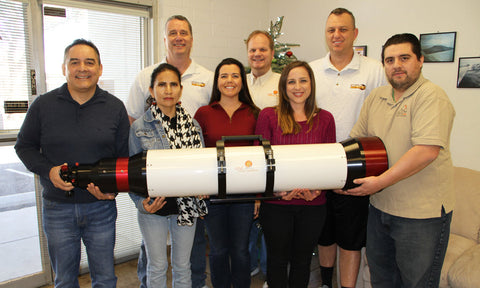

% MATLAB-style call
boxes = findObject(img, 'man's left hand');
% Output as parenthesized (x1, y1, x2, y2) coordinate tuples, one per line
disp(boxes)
(344, 176, 383, 196)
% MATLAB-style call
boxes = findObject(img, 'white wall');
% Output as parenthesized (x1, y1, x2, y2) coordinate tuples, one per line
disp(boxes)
(156, 0, 480, 171)
(156, 0, 270, 70)
(267, 0, 480, 171)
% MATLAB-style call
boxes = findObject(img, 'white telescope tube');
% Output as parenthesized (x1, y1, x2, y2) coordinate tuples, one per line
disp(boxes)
(60, 136, 388, 198)
(146, 143, 347, 197)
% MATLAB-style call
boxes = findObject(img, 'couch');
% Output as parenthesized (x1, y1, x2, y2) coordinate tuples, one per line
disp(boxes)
(359, 166, 480, 288)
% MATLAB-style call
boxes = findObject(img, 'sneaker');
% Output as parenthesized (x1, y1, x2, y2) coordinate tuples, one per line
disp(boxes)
(262, 281, 268, 288)
(250, 267, 260, 276)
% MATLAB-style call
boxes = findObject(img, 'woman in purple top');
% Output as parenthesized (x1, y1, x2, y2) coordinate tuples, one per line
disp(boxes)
(255, 61, 336, 288)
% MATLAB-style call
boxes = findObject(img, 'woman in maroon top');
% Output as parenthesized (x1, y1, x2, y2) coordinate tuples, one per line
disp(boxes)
(255, 61, 336, 288)
(194, 58, 259, 288)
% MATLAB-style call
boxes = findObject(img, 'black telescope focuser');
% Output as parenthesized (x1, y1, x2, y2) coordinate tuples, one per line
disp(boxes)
(59, 151, 148, 196)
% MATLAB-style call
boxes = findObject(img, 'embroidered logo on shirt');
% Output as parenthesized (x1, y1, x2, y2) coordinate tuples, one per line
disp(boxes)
(350, 84, 366, 90)
(396, 104, 408, 117)
(192, 81, 206, 87)
(268, 90, 279, 97)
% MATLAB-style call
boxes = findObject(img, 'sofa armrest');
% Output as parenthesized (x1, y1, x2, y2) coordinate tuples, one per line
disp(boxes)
(440, 233, 477, 287)
(448, 244, 480, 288)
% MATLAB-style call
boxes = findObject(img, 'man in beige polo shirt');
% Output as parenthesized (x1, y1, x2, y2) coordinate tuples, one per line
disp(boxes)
(347, 33, 455, 288)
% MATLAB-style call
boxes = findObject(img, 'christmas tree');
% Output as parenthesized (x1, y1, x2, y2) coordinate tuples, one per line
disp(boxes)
(268, 16, 300, 73)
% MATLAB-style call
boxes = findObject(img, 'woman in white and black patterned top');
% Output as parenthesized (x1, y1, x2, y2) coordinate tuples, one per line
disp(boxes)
(129, 63, 207, 288)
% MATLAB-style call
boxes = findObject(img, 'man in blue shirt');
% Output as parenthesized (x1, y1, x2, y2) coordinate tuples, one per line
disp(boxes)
(15, 39, 130, 288)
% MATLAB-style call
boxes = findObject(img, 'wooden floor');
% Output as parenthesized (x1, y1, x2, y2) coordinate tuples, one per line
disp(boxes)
(39, 251, 331, 287)
(39, 258, 266, 288)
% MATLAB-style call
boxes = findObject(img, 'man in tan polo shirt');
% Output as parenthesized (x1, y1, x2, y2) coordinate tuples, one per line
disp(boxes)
(347, 33, 455, 288)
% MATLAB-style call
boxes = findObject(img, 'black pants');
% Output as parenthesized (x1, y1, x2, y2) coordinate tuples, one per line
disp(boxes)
(260, 203, 326, 288)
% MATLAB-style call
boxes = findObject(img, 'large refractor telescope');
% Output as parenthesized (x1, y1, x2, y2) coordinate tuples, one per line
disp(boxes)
(60, 136, 388, 199)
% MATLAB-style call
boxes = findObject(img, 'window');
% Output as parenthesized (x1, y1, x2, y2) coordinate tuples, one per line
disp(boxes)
(0, 0, 32, 130)
(43, 4, 145, 103)
(0, 0, 154, 286)
(42, 2, 148, 271)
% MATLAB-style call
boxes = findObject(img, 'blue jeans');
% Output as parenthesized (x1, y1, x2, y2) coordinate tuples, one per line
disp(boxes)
(366, 205, 452, 288)
(249, 219, 267, 274)
(204, 200, 254, 288)
(42, 198, 117, 288)
(138, 212, 196, 288)
(137, 242, 147, 288)
(137, 218, 207, 288)
(191, 218, 208, 288)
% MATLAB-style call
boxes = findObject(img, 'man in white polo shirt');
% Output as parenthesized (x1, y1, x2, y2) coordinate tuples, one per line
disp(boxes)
(126, 15, 213, 288)
(245, 30, 280, 285)
(309, 7, 386, 288)
(127, 15, 213, 123)
(246, 30, 280, 109)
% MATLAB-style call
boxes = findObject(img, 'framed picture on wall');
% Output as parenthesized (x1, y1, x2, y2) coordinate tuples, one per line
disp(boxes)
(457, 57, 480, 88)
(419, 32, 456, 62)
(354, 45, 367, 56)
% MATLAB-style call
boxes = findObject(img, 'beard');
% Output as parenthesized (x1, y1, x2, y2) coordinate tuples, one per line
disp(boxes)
(388, 70, 419, 92)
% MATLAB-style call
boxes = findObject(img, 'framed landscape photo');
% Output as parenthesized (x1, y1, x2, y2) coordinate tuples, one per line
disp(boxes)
(457, 57, 480, 88)
(354, 45, 367, 56)
(419, 32, 456, 62)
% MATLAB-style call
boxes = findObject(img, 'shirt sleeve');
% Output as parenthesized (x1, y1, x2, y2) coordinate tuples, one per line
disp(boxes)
(115, 104, 131, 158)
(126, 70, 150, 120)
(193, 119, 205, 147)
(193, 107, 207, 135)
(129, 192, 148, 213)
(349, 92, 372, 139)
(128, 121, 144, 157)
(324, 112, 337, 143)
(14, 98, 54, 180)
(204, 73, 214, 104)
(410, 86, 455, 148)
(255, 108, 275, 141)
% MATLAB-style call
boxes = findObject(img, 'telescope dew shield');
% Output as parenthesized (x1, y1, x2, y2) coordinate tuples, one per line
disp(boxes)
(341, 137, 389, 190)
(60, 136, 388, 197)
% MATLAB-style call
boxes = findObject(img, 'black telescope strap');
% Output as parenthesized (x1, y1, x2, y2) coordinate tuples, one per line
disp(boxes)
(216, 140, 227, 199)
(261, 139, 275, 198)
(215, 135, 276, 199)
